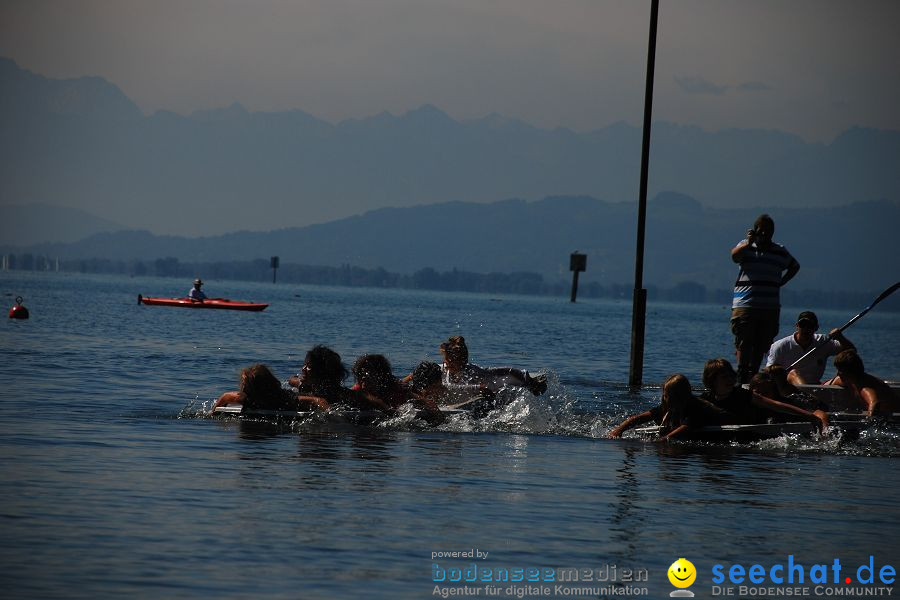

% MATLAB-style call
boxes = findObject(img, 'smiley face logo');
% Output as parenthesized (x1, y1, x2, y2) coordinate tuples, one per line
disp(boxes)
(668, 558, 696, 588)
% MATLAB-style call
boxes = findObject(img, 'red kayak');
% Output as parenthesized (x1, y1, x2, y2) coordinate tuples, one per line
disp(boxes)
(138, 294, 268, 312)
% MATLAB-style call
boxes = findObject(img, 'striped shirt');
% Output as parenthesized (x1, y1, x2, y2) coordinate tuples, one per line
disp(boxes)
(732, 241, 797, 309)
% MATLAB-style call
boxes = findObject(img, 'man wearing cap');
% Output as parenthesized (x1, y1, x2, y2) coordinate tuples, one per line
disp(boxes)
(188, 278, 207, 301)
(765, 311, 854, 384)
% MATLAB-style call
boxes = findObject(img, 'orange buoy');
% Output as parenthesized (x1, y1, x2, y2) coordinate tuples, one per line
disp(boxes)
(9, 296, 29, 319)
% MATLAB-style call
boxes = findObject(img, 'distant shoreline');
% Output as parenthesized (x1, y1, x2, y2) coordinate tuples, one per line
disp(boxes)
(3, 256, 896, 313)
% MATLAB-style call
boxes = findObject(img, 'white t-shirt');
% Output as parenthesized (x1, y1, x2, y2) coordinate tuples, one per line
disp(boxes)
(765, 333, 844, 382)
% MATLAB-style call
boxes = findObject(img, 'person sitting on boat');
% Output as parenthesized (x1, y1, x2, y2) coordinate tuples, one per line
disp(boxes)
(188, 278, 207, 301)
(829, 350, 898, 417)
(407, 360, 498, 418)
(352, 354, 444, 423)
(288, 345, 389, 412)
(765, 311, 854, 384)
(212, 363, 329, 413)
(747, 372, 829, 431)
(699, 358, 757, 424)
(608, 374, 721, 440)
(438, 335, 547, 395)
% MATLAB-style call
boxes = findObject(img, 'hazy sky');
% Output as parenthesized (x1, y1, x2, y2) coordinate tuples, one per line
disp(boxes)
(2, 0, 898, 143)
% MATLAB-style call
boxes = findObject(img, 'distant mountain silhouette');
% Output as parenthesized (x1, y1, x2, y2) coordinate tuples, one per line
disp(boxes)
(2, 57, 899, 238)
(0, 203, 125, 246)
(7, 194, 897, 293)
(0, 57, 142, 120)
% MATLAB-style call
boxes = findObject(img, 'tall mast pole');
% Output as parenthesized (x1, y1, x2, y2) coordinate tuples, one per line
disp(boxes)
(628, 0, 659, 388)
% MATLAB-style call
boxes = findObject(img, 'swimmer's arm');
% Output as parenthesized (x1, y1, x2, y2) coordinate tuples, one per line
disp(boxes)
(609, 411, 654, 438)
(661, 424, 690, 441)
(859, 387, 880, 418)
(212, 391, 245, 411)
(484, 367, 529, 385)
(752, 392, 828, 430)
(355, 390, 392, 412)
(297, 395, 330, 411)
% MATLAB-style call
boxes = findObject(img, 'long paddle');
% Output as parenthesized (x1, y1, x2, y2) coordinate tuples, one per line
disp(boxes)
(789, 281, 900, 369)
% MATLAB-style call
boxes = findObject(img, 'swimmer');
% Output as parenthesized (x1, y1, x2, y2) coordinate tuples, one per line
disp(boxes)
(828, 350, 898, 417)
(438, 336, 547, 395)
(352, 354, 411, 409)
(212, 364, 328, 413)
(698, 358, 754, 424)
(747, 372, 828, 431)
(609, 374, 722, 440)
(288, 345, 389, 411)
(407, 360, 497, 418)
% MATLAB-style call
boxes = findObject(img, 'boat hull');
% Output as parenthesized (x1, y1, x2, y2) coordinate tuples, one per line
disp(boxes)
(139, 295, 268, 311)
(797, 383, 900, 411)
(635, 412, 897, 442)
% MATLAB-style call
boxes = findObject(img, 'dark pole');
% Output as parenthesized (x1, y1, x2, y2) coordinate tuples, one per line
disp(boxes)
(570, 271, 580, 303)
(569, 252, 586, 303)
(628, 0, 659, 388)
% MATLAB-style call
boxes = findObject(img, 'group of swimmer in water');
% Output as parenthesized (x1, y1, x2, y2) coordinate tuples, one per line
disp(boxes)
(212, 335, 548, 424)
(211, 325, 894, 440)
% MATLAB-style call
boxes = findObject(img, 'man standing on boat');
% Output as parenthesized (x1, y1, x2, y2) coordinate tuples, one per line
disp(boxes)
(188, 278, 207, 301)
(765, 310, 855, 384)
(730, 214, 800, 383)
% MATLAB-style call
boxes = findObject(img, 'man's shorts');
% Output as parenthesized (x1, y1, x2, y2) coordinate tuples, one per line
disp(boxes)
(730, 307, 780, 351)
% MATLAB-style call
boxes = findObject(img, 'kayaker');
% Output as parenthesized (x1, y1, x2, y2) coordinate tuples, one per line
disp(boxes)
(188, 278, 207, 301)
(608, 374, 721, 440)
(765, 311, 855, 384)
(730, 214, 800, 383)
(438, 335, 547, 395)
(829, 350, 899, 417)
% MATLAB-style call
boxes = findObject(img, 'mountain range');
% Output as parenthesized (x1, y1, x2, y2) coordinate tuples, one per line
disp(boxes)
(2, 56, 899, 239)
(5, 194, 897, 293)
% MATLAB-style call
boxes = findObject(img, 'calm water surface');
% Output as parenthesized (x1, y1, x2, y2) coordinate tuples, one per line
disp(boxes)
(1, 272, 898, 599)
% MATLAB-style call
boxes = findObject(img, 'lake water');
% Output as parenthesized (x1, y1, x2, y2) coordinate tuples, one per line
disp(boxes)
(1, 271, 899, 599)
